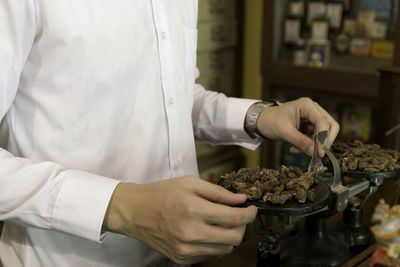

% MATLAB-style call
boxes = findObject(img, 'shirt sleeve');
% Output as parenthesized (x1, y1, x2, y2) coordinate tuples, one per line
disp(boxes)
(0, 1, 120, 242)
(192, 77, 262, 151)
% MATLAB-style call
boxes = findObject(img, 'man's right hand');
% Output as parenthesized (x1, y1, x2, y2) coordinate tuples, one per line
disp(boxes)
(102, 176, 257, 264)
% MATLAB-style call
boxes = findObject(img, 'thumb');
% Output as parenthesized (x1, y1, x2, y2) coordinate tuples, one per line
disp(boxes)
(194, 180, 248, 206)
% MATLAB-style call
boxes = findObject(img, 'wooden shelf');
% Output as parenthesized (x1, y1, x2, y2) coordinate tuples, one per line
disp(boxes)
(264, 62, 379, 99)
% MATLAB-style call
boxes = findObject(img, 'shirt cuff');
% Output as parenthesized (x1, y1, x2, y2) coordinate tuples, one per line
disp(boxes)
(225, 97, 263, 150)
(51, 170, 120, 242)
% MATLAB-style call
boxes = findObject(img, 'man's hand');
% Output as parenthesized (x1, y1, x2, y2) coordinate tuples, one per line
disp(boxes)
(256, 97, 340, 157)
(103, 176, 257, 264)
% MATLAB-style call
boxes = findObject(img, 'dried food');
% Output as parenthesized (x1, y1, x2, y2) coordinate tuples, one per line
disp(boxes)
(218, 166, 317, 205)
(325, 139, 400, 173)
(258, 229, 280, 256)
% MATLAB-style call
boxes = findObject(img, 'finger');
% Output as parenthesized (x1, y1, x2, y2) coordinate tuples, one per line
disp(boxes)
(170, 225, 244, 263)
(290, 146, 301, 154)
(302, 101, 335, 157)
(280, 99, 330, 157)
(312, 102, 340, 149)
(301, 123, 315, 137)
(309, 102, 340, 157)
(189, 243, 234, 256)
(186, 223, 246, 246)
(305, 101, 331, 134)
(283, 124, 315, 157)
(194, 179, 248, 206)
(196, 198, 257, 227)
(176, 243, 235, 264)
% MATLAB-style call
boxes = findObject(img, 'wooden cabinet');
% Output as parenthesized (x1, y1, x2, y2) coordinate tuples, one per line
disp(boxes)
(375, 66, 400, 150)
(260, 0, 400, 169)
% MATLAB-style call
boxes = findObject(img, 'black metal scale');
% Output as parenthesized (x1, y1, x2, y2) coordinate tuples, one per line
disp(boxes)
(235, 133, 400, 267)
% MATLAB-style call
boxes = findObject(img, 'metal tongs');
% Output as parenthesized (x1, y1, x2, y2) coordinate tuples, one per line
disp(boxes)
(307, 131, 377, 212)
(308, 130, 341, 187)
(308, 130, 350, 211)
(308, 131, 328, 177)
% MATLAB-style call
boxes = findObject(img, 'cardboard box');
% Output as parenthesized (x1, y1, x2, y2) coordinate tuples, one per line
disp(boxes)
(343, 18, 357, 36)
(196, 72, 236, 96)
(198, 0, 237, 21)
(306, 39, 331, 67)
(350, 38, 372, 56)
(369, 21, 388, 39)
(357, 11, 376, 37)
(197, 49, 236, 77)
(285, 19, 302, 43)
(371, 41, 394, 59)
(197, 20, 238, 51)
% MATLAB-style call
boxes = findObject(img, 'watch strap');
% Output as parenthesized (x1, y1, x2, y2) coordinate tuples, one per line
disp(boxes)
(244, 100, 281, 139)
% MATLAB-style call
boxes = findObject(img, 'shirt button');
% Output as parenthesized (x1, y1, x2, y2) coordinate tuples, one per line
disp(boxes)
(174, 160, 181, 169)
(161, 32, 167, 39)
(168, 97, 174, 105)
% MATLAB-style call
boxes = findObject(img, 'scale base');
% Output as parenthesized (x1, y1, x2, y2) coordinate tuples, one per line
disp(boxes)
(279, 214, 350, 267)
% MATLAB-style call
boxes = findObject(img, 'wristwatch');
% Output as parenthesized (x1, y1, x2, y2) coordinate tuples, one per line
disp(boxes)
(244, 100, 281, 139)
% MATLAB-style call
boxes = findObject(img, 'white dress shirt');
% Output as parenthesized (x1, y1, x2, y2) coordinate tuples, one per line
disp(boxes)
(0, 1, 260, 266)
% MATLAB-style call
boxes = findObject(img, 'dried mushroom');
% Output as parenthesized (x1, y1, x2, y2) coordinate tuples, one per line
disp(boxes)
(218, 166, 317, 205)
(258, 229, 280, 256)
(325, 139, 400, 173)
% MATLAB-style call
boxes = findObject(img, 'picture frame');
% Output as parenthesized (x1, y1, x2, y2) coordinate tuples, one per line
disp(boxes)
(311, 20, 329, 40)
(307, 1, 326, 26)
(326, 3, 343, 29)
(284, 19, 301, 43)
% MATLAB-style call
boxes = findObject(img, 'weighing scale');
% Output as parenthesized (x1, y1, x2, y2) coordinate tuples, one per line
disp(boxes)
(234, 131, 400, 266)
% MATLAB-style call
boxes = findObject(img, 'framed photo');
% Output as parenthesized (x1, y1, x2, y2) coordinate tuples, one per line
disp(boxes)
(326, 3, 343, 29)
(343, 18, 357, 36)
(284, 19, 301, 43)
(307, 2, 326, 25)
(288, 1, 305, 18)
(306, 39, 331, 67)
(311, 20, 329, 40)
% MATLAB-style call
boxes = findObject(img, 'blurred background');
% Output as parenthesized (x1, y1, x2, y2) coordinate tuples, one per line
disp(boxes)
(196, 0, 400, 183)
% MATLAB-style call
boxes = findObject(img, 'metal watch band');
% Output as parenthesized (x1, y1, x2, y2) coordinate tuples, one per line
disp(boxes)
(244, 100, 281, 139)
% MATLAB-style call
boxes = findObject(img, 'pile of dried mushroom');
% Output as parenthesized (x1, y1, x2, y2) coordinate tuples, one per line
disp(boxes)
(327, 139, 400, 172)
(218, 166, 317, 205)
